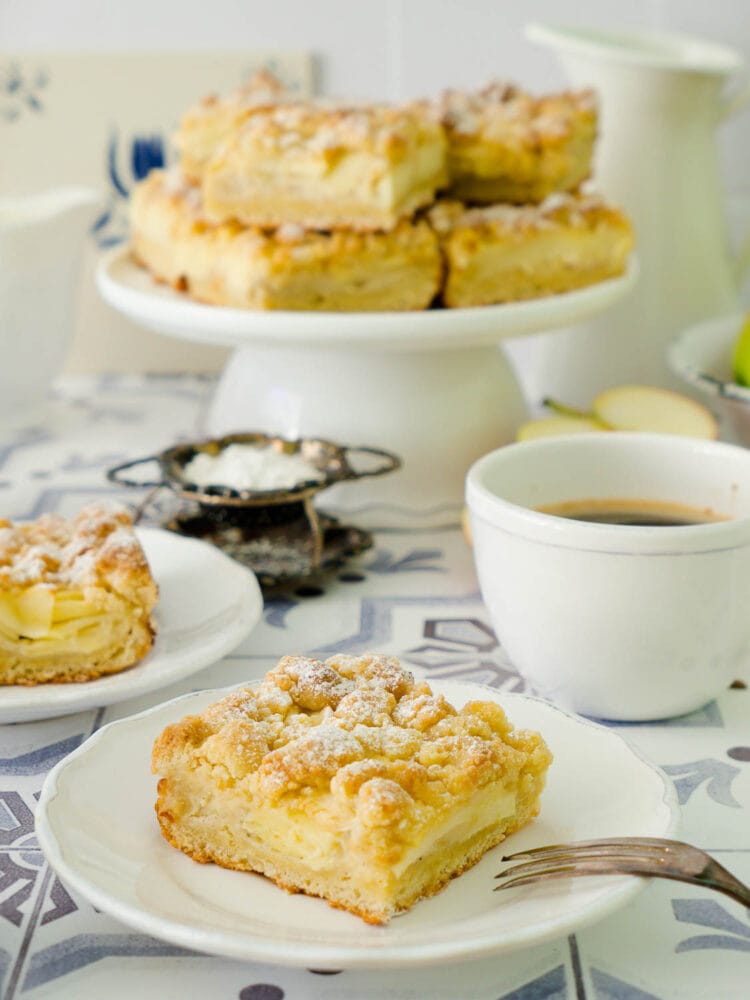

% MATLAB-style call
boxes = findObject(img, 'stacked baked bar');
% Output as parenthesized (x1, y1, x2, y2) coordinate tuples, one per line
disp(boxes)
(130, 72, 633, 311)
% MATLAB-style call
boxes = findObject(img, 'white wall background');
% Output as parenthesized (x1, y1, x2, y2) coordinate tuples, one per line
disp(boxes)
(2, 0, 750, 373)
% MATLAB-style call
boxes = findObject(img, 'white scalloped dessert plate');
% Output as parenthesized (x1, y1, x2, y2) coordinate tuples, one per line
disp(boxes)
(0, 529, 263, 723)
(37, 680, 679, 969)
(97, 245, 639, 351)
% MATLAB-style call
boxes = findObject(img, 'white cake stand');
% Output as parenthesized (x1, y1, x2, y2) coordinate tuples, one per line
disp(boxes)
(97, 247, 637, 523)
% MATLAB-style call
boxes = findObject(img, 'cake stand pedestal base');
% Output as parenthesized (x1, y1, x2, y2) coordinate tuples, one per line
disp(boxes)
(205, 342, 526, 525)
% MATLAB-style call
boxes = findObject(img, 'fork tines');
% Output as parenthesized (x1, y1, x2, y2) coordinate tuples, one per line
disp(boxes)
(498, 836, 685, 865)
(494, 837, 700, 893)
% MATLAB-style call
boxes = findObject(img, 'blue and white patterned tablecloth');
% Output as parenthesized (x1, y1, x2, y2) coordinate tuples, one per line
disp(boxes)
(0, 374, 748, 1000)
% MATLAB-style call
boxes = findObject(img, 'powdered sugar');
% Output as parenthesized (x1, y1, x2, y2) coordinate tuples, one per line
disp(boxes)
(183, 444, 324, 492)
(185, 653, 530, 809)
(438, 82, 596, 143)
(0, 504, 150, 588)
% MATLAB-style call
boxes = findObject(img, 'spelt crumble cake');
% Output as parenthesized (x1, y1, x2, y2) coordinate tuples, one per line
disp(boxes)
(131, 169, 442, 311)
(152, 653, 552, 924)
(0, 503, 158, 685)
(428, 192, 634, 308)
(438, 82, 597, 204)
(201, 101, 448, 232)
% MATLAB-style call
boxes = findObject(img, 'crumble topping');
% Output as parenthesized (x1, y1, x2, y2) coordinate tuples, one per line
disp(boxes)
(183, 68, 293, 121)
(0, 503, 153, 592)
(438, 81, 597, 142)
(428, 192, 626, 237)
(154, 653, 551, 823)
(225, 101, 441, 158)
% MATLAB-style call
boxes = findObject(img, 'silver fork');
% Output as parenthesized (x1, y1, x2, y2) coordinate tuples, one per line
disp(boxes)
(495, 837, 750, 907)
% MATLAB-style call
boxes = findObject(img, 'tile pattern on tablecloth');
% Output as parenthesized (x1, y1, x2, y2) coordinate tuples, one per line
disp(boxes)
(0, 375, 748, 1000)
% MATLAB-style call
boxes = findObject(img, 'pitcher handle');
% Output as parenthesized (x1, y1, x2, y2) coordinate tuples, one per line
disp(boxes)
(718, 78, 750, 123)
(718, 79, 750, 284)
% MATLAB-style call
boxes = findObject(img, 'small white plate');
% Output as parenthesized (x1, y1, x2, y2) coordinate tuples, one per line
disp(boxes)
(97, 246, 639, 352)
(668, 313, 750, 404)
(37, 680, 679, 969)
(668, 313, 750, 447)
(0, 529, 262, 724)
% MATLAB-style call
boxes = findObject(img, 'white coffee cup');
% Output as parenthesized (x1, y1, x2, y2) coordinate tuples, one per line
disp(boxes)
(466, 433, 750, 721)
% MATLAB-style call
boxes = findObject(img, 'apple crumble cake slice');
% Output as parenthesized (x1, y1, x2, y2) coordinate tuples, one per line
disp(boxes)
(0, 504, 158, 685)
(429, 193, 634, 308)
(201, 101, 448, 232)
(131, 169, 442, 311)
(438, 82, 597, 204)
(152, 653, 552, 924)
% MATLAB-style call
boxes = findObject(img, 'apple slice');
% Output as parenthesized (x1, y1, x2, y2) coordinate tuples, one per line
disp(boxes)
(593, 385, 718, 440)
(516, 415, 608, 442)
(461, 506, 473, 546)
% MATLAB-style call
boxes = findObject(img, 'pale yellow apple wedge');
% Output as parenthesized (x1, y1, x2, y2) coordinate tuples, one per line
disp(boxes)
(461, 506, 473, 546)
(593, 385, 718, 440)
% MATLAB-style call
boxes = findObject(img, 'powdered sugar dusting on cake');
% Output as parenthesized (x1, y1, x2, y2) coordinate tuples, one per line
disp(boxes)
(438, 81, 596, 143)
(429, 192, 611, 237)
(258, 723, 365, 798)
(0, 503, 151, 588)
(235, 100, 437, 157)
(180, 652, 544, 814)
(4, 549, 51, 586)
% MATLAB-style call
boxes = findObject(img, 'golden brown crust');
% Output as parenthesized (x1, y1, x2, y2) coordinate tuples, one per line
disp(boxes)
(152, 653, 552, 923)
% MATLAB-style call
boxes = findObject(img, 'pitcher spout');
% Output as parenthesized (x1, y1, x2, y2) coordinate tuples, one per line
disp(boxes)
(0, 186, 103, 237)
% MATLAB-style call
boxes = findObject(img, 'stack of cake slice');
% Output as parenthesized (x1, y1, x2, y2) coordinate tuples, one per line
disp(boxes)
(130, 71, 633, 311)
(431, 81, 632, 306)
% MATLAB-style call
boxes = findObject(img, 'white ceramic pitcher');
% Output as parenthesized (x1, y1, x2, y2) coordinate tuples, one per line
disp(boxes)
(0, 187, 101, 430)
(524, 24, 750, 405)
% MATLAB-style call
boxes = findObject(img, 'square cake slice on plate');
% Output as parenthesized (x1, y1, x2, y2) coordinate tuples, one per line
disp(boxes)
(0, 504, 158, 685)
(201, 101, 448, 232)
(131, 169, 442, 311)
(429, 193, 634, 308)
(152, 653, 552, 924)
